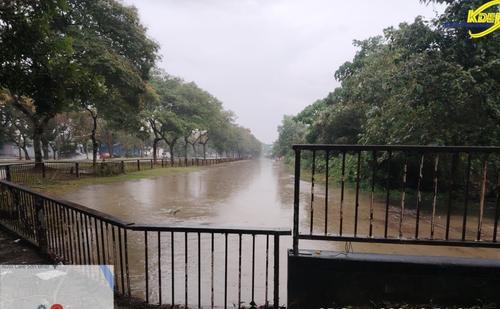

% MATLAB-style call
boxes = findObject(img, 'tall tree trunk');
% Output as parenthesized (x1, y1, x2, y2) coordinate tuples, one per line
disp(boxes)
(21, 146, 30, 160)
(201, 141, 208, 160)
(17, 139, 22, 160)
(32, 123, 44, 165)
(168, 143, 175, 166)
(41, 137, 49, 160)
(50, 145, 57, 160)
(191, 143, 196, 158)
(184, 137, 189, 166)
(83, 143, 89, 159)
(88, 113, 98, 166)
(107, 133, 113, 159)
(152, 138, 160, 163)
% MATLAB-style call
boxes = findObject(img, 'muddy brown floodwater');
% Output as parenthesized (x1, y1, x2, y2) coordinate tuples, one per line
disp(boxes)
(58, 159, 500, 307)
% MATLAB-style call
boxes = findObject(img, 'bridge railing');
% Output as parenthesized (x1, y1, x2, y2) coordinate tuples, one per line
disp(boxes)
(0, 179, 289, 308)
(292, 144, 500, 253)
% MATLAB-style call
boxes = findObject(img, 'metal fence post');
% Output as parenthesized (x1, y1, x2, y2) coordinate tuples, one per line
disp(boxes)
(137, 159, 140, 171)
(293, 148, 301, 254)
(42, 162, 46, 178)
(34, 195, 48, 252)
(273, 234, 280, 309)
(5, 165, 11, 181)
(75, 162, 80, 178)
(150, 159, 153, 169)
(121, 160, 125, 173)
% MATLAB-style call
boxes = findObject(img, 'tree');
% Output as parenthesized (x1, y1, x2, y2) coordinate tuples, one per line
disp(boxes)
(272, 115, 306, 158)
(0, 100, 32, 160)
(0, 0, 158, 164)
(274, 2, 499, 158)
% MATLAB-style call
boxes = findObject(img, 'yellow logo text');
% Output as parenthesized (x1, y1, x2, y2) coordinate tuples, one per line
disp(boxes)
(467, 0, 500, 38)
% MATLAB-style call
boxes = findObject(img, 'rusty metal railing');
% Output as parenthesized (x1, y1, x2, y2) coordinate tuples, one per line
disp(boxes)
(0, 179, 289, 308)
(292, 145, 500, 253)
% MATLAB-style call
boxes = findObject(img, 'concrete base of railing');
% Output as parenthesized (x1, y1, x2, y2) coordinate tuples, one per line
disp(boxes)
(288, 249, 500, 307)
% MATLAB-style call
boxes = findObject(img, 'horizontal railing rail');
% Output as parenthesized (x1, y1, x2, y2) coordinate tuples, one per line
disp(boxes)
(292, 144, 500, 253)
(0, 179, 289, 308)
(293, 144, 500, 152)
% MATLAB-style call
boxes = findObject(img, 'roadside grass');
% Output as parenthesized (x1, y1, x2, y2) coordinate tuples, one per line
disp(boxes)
(31, 166, 200, 196)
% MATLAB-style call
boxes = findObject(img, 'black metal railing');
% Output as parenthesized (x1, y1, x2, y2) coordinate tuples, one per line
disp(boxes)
(0, 179, 289, 308)
(292, 145, 500, 253)
(0, 158, 239, 185)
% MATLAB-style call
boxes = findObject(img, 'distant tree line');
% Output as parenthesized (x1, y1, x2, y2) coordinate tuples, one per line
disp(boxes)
(0, 0, 261, 164)
(273, 0, 499, 159)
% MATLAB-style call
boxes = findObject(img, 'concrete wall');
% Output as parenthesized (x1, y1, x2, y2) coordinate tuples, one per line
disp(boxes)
(288, 249, 500, 308)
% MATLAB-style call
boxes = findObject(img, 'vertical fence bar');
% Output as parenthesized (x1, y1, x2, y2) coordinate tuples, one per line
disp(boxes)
(171, 231, 175, 307)
(369, 151, 376, 237)
(211, 233, 214, 309)
(158, 231, 162, 305)
(431, 155, 439, 239)
(100, 220, 106, 264)
(384, 151, 392, 238)
(74, 211, 82, 263)
(145, 231, 149, 304)
(309, 150, 316, 235)
(273, 234, 280, 309)
(293, 149, 301, 254)
(251, 234, 256, 307)
(415, 153, 424, 239)
(126, 229, 132, 296)
(354, 151, 361, 237)
(238, 233, 242, 309)
(118, 227, 125, 295)
(186, 232, 189, 308)
(111, 226, 117, 292)
(84, 214, 91, 264)
(67, 208, 74, 263)
(446, 153, 458, 240)
(477, 158, 488, 241)
(462, 153, 472, 241)
(5, 165, 11, 181)
(399, 156, 408, 238)
(95, 217, 100, 265)
(198, 232, 201, 309)
(494, 172, 500, 242)
(265, 234, 269, 307)
(324, 151, 329, 235)
(340, 152, 346, 236)
(34, 196, 47, 252)
(224, 233, 228, 309)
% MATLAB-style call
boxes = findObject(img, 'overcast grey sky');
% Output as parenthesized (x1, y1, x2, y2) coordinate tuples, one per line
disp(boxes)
(122, 0, 445, 144)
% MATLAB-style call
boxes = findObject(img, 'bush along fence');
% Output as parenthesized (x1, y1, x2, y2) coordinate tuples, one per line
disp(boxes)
(0, 158, 239, 186)
(0, 179, 289, 308)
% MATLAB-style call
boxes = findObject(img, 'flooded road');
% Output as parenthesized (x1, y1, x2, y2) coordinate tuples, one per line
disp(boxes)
(61, 159, 294, 229)
(58, 159, 500, 307)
